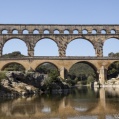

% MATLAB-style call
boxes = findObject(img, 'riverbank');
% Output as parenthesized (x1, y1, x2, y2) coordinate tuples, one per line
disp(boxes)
(94, 76, 119, 88)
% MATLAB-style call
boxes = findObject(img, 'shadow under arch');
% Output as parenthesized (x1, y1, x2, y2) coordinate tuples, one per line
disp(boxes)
(1, 62, 26, 71)
(107, 61, 119, 79)
(2, 38, 28, 56)
(35, 62, 59, 74)
(103, 37, 119, 56)
(68, 61, 98, 81)
(34, 38, 59, 56)
(66, 37, 95, 56)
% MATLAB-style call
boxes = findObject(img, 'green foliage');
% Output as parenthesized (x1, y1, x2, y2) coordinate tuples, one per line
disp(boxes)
(108, 61, 119, 79)
(108, 52, 119, 57)
(0, 72, 7, 82)
(43, 77, 52, 88)
(2, 51, 25, 58)
(108, 52, 119, 79)
(48, 70, 59, 81)
(87, 75, 95, 84)
(36, 63, 57, 74)
(36, 63, 60, 90)
(68, 63, 96, 85)
(65, 77, 77, 86)
(3, 63, 25, 71)
(2, 52, 25, 71)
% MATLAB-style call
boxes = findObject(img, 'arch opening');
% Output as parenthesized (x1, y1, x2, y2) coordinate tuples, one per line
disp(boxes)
(66, 38, 95, 56)
(111, 29, 116, 34)
(44, 30, 50, 34)
(107, 61, 119, 79)
(103, 38, 119, 56)
(3, 38, 27, 56)
(34, 38, 58, 56)
(12, 30, 18, 34)
(35, 62, 59, 80)
(67, 62, 98, 85)
(2, 30, 8, 34)
(23, 29, 29, 34)
(73, 30, 78, 34)
(101, 29, 106, 34)
(64, 30, 69, 34)
(54, 30, 60, 34)
(82, 29, 88, 34)
(2, 62, 25, 71)
(92, 30, 97, 34)
(33, 29, 39, 34)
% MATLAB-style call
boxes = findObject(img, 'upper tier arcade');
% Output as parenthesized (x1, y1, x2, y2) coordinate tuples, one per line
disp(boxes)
(0, 24, 119, 57)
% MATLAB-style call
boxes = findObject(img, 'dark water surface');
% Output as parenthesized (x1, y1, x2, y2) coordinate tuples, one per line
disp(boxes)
(0, 87, 119, 119)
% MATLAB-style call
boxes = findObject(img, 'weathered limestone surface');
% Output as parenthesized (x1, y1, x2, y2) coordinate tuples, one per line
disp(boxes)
(0, 24, 119, 84)
(0, 24, 119, 57)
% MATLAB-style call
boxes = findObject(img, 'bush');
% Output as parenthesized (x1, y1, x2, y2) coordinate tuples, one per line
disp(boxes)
(87, 75, 95, 84)
(0, 72, 7, 82)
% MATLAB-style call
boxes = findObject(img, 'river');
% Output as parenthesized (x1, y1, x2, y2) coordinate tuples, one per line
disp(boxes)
(0, 86, 119, 119)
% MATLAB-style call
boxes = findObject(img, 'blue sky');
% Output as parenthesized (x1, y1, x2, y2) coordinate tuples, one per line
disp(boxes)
(1, 0, 119, 56)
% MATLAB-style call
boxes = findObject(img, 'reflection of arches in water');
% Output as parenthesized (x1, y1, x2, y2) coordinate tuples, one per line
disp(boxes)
(1, 88, 118, 118)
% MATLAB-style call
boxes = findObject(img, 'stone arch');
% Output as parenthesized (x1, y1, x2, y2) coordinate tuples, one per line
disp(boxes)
(82, 29, 88, 34)
(33, 29, 39, 34)
(2, 29, 8, 34)
(69, 37, 94, 46)
(35, 62, 59, 72)
(34, 38, 59, 56)
(101, 29, 106, 34)
(73, 29, 79, 34)
(23, 29, 29, 34)
(1, 62, 26, 71)
(2, 38, 28, 56)
(12, 29, 19, 34)
(44, 29, 50, 34)
(64, 30, 69, 34)
(54, 29, 60, 34)
(66, 37, 95, 56)
(92, 29, 97, 34)
(110, 29, 116, 34)
(69, 61, 99, 79)
(103, 37, 119, 56)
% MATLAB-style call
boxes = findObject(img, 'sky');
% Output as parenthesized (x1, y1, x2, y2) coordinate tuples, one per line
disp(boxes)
(1, 0, 119, 56)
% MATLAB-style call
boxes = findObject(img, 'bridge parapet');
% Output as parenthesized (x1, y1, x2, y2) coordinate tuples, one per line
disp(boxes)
(0, 56, 119, 60)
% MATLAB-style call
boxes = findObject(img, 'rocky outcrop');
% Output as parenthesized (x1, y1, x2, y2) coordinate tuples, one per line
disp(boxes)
(0, 72, 40, 97)
(94, 77, 119, 87)
(0, 71, 70, 97)
(104, 77, 119, 87)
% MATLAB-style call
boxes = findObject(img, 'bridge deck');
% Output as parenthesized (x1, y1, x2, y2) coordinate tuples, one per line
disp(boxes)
(0, 56, 119, 60)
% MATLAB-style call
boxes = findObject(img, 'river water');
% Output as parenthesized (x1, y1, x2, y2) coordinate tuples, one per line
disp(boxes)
(0, 86, 119, 119)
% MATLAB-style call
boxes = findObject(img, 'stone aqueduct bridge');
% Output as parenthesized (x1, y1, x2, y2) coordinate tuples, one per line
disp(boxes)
(0, 24, 119, 84)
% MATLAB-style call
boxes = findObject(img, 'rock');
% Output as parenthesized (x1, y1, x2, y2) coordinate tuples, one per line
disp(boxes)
(115, 81, 119, 85)
(25, 86, 32, 91)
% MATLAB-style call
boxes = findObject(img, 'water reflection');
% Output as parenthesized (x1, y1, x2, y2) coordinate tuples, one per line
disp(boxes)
(0, 87, 119, 119)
